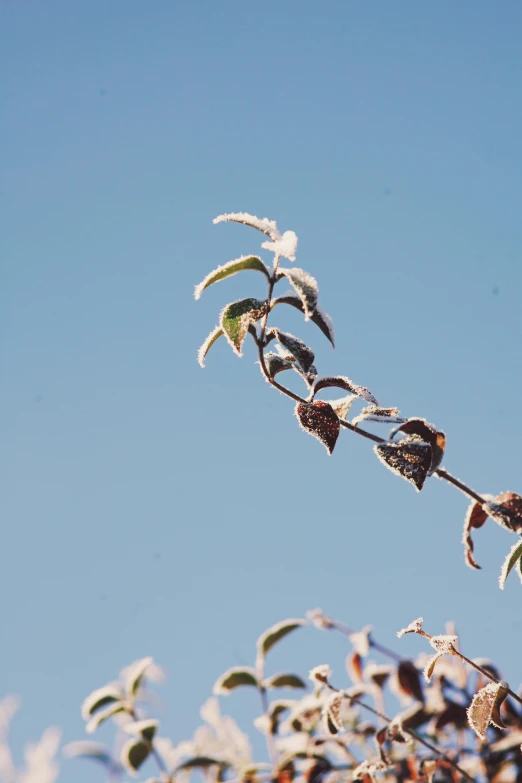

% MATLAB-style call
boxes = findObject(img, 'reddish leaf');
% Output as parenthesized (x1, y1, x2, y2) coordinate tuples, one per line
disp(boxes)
(312, 376, 378, 405)
(374, 438, 432, 491)
(397, 661, 424, 703)
(492, 492, 522, 533)
(462, 500, 489, 570)
(390, 418, 446, 474)
(467, 681, 509, 739)
(346, 652, 363, 683)
(295, 402, 340, 455)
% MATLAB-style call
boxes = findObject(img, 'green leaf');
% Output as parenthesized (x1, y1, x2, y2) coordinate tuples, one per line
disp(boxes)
(272, 294, 335, 347)
(121, 739, 151, 774)
(277, 268, 318, 320)
(125, 657, 153, 697)
(86, 703, 126, 734)
(265, 673, 307, 690)
(81, 685, 124, 721)
(498, 538, 522, 590)
(220, 298, 267, 356)
(213, 666, 259, 694)
(257, 619, 305, 660)
(178, 757, 226, 770)
(124, 719, 159, 742)
(194, 256, 270, 300)
(63, 742, 116, 769)
(197, 326, 224, 368)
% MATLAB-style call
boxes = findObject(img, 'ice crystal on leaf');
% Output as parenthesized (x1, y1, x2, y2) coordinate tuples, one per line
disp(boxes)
(352, 406, 406, 428)
(312, 377, 378, 406)
(349, 626, 373, 657)
(271, 294, 335, 347)
(277, 268, 318, 319)
(462, 498, 490, 570)
(323, 693, 344, 735)
(295, 401, 340, 455)
(498, 538, 522, 590)
(374, 438, 432, 492)
(306, 608, 334, 630)
(429, 635, 458, 655)
(262, 231, 298, 262)
(467, 681, 509, 739)
(197, 326, 223, 368)
(194, 256, 270, 300)
(220, 298, 267, 357)
(397, 617, 423, 638)
(309, 665, 332, 684)
(213, 212, 280, 241)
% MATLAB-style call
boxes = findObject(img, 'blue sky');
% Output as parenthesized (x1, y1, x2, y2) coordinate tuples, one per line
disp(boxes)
(2, 1, 522, 779)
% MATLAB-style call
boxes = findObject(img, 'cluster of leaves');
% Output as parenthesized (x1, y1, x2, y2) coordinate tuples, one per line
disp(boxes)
(64, 611, 522, 783)
(195, 212, 522, 586)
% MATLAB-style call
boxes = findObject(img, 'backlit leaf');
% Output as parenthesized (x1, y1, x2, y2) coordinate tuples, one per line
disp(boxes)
(220, 298, 267, 356)
(467, 681, 509, 739)
(326, 396, 357, 420)
(312, 376, 378, 406)
(264, 673, 306, 690)
(423, 654, 443, 683)
(323, 693, 344, 735)
(489, 492, 522, 533)
(397, 617, 423, 638)
(263, 352, 295, 378)
(257, 619, 305, 658)
(352, 406, 406, 427)
(271, 330, 315, 374)
(213, 667, 258, 694)
(213, 212, 280, 240)
(86, 703, 126, 734)
(195, 256, 270, 300)
(120, 739, 151, 774)
(374, 438, 432, 492)
(277, 268, 318, 320)
(197, 326, 223, 368)
(499, 538, 522, 590)
(124, 720, 159, 742)
(272, 294, 335, 347)
(295, 401, 340, 455)
(81, 685, 124, 721)
(390, 418, 446, 474)
(125, 657, 153, 697)
(462, 500, 489, 570)
(397, 661, 424, 703)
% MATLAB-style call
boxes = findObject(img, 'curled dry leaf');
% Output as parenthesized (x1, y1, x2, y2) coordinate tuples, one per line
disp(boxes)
(397, 617, 423, 638)
(467, 681, 509, 739)
(346, 652, 363, 684)
(271, 330, 315, 374)
(295, 401, 340, 455)
(312, 376, 378, 406)
(462, 500, 489, 570)
(351, 406, 406, 428)
(390, 418, 446, 475)
(277, 267, 318, 320)
(374, 438, 432, 492)
(487, 491, 522, 533)
(397, 660, 424, 703)
(323, 692, 344, 735)
(423, 654, 443, 683)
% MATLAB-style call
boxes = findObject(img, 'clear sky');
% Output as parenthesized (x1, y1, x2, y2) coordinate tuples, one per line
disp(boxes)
(2, 1, 522, 780)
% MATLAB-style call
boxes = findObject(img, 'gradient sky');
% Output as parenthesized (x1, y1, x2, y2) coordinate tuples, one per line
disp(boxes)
(2, 2, 522, 781)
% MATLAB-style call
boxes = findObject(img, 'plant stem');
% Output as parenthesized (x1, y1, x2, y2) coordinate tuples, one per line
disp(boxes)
(258, 685, 278, 769)
(130, 708, 170, 781)
(255, 278, 489, 510)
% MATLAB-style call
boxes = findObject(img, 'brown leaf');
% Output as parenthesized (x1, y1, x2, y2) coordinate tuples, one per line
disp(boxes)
(295, 402, 340, 455)
(467, 681, 509, 740)
(462, 500, 488, 570)
(397, 661, 424, 703)
(346, 652, 363, 683)
(374, 438, 432, 491)
(493, 492, 522, 533)
(434, 701, 468, 731)
(390, 418, 446, 474)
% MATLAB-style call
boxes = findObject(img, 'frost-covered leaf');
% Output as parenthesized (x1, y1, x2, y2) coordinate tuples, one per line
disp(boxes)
(365, 663, 393, 689)
(125, 657, 154, 697)
(63, 741, 116, 768)
(277, 268, 318, 320)
(306, 608, 334, 629)
(323, 693, 344, 735)
(86, 702, 126, 733)
(81, 685, 124, 721)
(220, 298, 267, 356)
(397, 661, 424, 702)
(270, 330, 315, 374)
(374, 438, 432, 491)
(488, 491, 522, 533)
(423, 654, 443, 683)
(309, 665, 331, 684)
(120, 739, 151, 775)
(467, 681, 509, 739)
(390, 418, 446, 474)
(262, 231, 298, 261)
(264, 673, 306, 690)
(264, 352, 295, 378)
(429, 635, 458, 654)
(397, 617, 423, 638)
(499, 538, 522, 590)
(257, 619, 305, 658)
(346, 652, 363, 683)
(313, 376, 378, 406)
(349, 626, 373, 657)
(178, 757, 226, 770)
(195, 256, 270, 300)
(213, 212, 280, 241)
(295, 401, 340, 455)
(462, 500, 489, 570)
(326, 395, 357, 420)
(124, 720, 159, 742)
(352, 406, 406, 427)
(213, 667, 258, 694)
(272, 294, 335, 347)
(197, 326, 223, 368)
